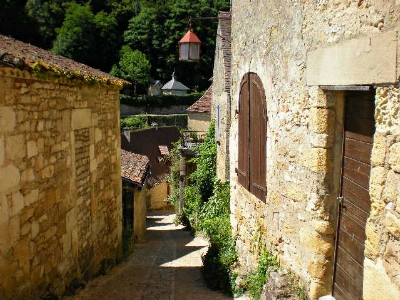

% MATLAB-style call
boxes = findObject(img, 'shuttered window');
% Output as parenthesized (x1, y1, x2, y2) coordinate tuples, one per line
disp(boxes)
(237, 73, 267, 200)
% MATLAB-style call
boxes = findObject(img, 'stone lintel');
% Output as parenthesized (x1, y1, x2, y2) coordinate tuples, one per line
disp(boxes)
(307, 30, 397, 86)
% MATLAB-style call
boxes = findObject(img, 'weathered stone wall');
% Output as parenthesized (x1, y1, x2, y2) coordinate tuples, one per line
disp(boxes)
(120, 104, 188, 117)
(187, 113, 211, 133)
(212, 11, 231, 182)
(363, 86, 400, 299)
(134, 186, 147, 243)
(228, 1, 400, 299)
(0, 68, 122, 299)
(146, 182, 172, 210)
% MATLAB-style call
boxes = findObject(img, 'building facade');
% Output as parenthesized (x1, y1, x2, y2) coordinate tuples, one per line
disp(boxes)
(0, 35, 125, 299)
(214, 2, 400, 299)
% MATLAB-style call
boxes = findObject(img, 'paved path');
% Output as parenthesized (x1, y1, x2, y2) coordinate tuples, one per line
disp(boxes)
(65, 211, 231, 300)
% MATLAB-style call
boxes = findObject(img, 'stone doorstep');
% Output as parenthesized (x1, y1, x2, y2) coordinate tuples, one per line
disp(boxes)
(318, 295, 335, 300)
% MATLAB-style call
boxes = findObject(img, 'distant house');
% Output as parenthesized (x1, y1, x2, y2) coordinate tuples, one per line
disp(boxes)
(161, 72, 190, 95)
(121, 126, 181, 210)
(0, 34, 127, 299)
(187, 85, 212, 134)
(121, 150, 150, 243)
(148, 80, 163, 96)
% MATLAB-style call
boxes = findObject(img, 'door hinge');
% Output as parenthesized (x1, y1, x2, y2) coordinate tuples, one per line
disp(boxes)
(337, 196, 343, 203)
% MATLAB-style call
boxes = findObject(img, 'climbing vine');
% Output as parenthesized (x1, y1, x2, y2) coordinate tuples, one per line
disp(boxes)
(167, 122, 240, 296)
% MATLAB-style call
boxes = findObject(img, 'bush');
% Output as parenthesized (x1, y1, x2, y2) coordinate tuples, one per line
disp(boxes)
(120, 92, 204, 107)
(244, 248, 279, 300)
(120, 115, 148, 131)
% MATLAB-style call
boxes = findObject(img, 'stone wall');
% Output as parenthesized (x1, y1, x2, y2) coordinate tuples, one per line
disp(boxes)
(146, 181, 172, 210)
(0, 68, 122, 299)
(212, 11, 231, 182)
(134, 186, 147, 243)
(187, 113, 211, 133)
(120, 104, 188, 117)
(227, 1, 400, 299)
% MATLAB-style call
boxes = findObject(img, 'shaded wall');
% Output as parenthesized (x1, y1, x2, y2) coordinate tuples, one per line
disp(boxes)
(0, 68, 122, 299)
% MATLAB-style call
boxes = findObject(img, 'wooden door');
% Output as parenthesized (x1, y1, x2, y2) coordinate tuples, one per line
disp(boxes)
(333, 90, 375, 300)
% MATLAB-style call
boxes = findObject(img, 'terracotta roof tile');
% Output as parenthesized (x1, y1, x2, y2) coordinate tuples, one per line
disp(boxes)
(121, 149, 149, 184)
(187, 85, 212, 113)
(0, 34, 129, 87)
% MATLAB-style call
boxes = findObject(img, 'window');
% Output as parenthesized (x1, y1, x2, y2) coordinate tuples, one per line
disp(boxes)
(236, 73, 267, 200)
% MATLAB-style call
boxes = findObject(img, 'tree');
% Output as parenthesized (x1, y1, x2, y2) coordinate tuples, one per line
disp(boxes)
(25, 0, 69, 48)
(0, 0, 40, 45)
(110, 46, 151, 94)
(52, 3, 96, 64)
(123, 0, 230, 91)
(52, 3, 119, 71)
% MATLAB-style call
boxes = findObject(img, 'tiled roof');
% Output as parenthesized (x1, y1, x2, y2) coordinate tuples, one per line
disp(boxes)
(121, 149, 150, 184)
(158, 145, 169, 155)
(161, 72, 190, 91)
(187, 85, 212, 113)
(0, 34, 128, 88)
(121, 126, 181, 186)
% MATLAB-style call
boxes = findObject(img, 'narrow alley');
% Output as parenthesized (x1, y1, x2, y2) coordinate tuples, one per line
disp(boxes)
(65, 211, 231, 300)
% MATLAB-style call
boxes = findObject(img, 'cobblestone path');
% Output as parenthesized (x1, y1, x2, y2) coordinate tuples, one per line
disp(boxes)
(65, 211, 231, 300)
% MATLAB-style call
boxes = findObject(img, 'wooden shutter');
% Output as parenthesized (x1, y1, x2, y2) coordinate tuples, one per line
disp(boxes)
(237, 74, 250, 188)
(249, 74, 267, 200)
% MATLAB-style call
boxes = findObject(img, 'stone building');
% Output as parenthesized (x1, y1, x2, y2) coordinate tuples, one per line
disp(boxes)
(121, 150, 149, 243)
(187, 85, 212, 134)
(0, 35, 126, 299)
(121, 126, 180, 210)
(212, 2, 400, 300)
(161, 72, 190, 95)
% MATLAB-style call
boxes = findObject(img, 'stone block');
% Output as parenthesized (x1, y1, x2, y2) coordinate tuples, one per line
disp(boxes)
(383, 170, 400, 204)
(41, 165, 55, 179)
(307, 30, 397, 85)
(309, 279, 330, 299)
(0, 106, 16, 133)
(311, 220, 334, 235)
(0, 165, 20, 193)
(308, 259, 329, 280)
(303, 148, 330, 173)
(385, 211, 400, 239)
(66, 207, 78, 232)
(388, 142, 400, 173)
(371, 134, 387, 166)
(20, 168, 35, 183)
(365, 222, 380, 259)
(0, 137, 4, 166)
(10, 191, 24, 217)
(363, 258, 400, 300)
(13, 237, 30, 262)
(310, 108, 334, 134)
(299, 227, 333, 257)
(6, 134, 26, 160)
(71, 108, 91, 130)
(26, 140, 38, 158)
(310, 133, 334, 149)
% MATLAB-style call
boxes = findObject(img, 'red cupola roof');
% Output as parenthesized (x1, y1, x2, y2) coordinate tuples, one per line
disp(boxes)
(179, 29, 201, 43)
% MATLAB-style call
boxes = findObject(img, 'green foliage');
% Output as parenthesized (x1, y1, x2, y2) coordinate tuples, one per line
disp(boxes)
(165, 122, 239, 296)
(188, 123, 217, 203)
(120, 92, 203, 107)
(121, 114, 187, 131)
(52, 3, 120, 71)
(110, 46, 151, 94)
(200, 181, 239, 295)
(3, 0, 230, 91)
(244, 248, 279, 300)
(120, 115, 149, 131)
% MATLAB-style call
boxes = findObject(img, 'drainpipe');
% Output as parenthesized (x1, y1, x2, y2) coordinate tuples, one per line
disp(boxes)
(179, 155, 186, 215)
